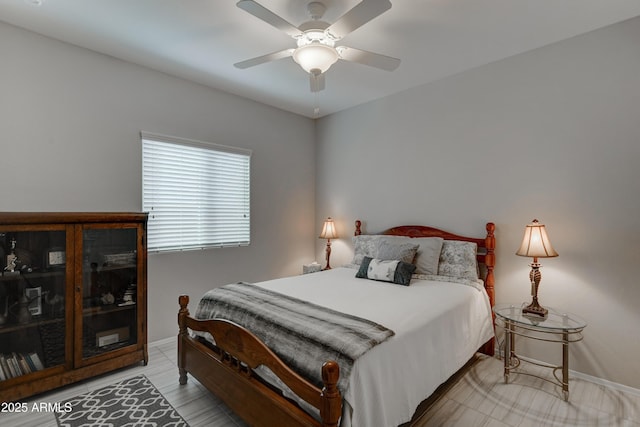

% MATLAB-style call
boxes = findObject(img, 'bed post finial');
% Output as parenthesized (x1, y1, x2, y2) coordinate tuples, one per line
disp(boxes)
(178, 295, 190, 332)
(320, 360, 341, 427)
(354, 220, 362, 236)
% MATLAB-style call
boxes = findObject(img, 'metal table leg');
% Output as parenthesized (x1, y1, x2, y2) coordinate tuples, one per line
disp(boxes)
(504, 319, 513, 383)
(562, 330, 569, 401)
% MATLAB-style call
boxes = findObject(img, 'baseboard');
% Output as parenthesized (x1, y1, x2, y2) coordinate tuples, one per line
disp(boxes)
(569, 369, 640, 397)
(150, 336, 176, 346)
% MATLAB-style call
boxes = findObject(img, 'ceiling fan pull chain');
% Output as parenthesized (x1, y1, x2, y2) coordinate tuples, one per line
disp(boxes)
(313, 90, 320, 118)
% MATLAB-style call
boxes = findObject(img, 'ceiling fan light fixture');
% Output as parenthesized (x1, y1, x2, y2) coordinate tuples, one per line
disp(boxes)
(292, 43, 339, 74)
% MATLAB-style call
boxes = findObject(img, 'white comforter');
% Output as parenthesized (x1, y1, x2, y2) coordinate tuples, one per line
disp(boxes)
(254, 267, 494, 427)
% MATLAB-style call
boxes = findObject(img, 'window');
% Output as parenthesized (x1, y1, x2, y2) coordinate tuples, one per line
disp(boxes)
(142, 132, 251, 253)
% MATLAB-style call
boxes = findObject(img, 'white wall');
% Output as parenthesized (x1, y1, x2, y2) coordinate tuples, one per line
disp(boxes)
(0, 21, 317, 342)
(316, 17, 640, 389)
(3, 13, 639, 391)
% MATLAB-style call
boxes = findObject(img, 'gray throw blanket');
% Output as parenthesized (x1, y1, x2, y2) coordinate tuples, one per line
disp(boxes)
(195, 282, 394, 392)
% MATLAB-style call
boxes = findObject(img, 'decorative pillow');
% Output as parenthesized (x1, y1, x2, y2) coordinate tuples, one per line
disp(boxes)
(356, 256, 416, 286)
(376, 241, 419, 264)
(437, 240, 478, 280)
(350, 235, 409, 265)
(351, 235, 380, 265)
(410, 237, 444, 275)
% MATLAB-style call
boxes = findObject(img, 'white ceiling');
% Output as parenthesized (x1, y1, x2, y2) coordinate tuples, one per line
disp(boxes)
(2, 0, 640, 118)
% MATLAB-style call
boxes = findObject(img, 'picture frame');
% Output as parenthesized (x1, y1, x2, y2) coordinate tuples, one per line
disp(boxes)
(96, 326, 130, 347)
(25, 286, 42, 316)
(45, 247, 66, 269)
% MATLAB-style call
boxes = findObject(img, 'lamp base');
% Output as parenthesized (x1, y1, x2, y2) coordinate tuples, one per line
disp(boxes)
(323, 239, 332, 270)
(522, 301, 548, 318)
(522, 261, 548, 318)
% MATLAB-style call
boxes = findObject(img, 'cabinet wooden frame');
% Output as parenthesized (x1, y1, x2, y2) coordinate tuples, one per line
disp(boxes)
(0, 212, 148, 402)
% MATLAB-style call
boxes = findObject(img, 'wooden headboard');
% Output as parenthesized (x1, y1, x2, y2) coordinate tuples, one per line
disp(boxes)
(354, 219, 496, 323)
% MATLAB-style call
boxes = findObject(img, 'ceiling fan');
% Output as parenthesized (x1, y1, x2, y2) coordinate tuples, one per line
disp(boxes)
(234, 0, 401, 92)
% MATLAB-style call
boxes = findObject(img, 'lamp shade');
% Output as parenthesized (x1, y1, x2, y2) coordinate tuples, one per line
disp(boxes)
(319, 217, 338, 240)
(516, 219, 558, 258)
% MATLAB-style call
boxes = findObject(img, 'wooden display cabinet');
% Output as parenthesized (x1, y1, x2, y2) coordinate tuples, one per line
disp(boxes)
(0, 212, 147, 402)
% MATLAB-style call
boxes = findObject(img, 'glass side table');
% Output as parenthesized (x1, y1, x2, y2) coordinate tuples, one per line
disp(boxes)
(493, 304, 587, 401)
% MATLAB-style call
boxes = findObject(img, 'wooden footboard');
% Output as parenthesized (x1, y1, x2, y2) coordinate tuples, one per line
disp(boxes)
(178, 295, 341, 427)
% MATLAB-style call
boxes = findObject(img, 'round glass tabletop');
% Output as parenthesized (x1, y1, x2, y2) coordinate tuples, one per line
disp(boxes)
(493, 303, 587, 332)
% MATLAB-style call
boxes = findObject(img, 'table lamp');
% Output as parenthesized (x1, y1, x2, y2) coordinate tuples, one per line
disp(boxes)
(319, 217, 338, 270)
(516, 219, 558, 317)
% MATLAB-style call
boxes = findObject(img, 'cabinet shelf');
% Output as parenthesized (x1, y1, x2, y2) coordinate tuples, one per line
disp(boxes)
(85, 263, 136, 273)
(83, 303, 136, 316)
(0, 269, 65, 283)
(0, 316, 65, 335)
(83, 340, 132, 358)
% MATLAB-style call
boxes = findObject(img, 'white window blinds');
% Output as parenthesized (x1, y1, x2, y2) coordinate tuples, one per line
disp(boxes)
(142, 132, 251, 253)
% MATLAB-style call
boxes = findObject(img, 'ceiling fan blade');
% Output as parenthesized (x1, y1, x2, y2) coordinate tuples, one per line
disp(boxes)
(326, 0, 392, 39)
(236, 0, 302, 38)
(337, 46, 400, 71)
(310, 72, 325, 92)
(234, 49, 294, 69)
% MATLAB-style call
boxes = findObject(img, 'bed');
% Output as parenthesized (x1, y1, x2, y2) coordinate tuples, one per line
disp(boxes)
(177, 220, 496, 427)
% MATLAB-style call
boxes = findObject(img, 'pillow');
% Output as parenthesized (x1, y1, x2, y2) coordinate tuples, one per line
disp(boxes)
(437, 240, 479, 280)
(356, 256, 416, 286)
(410, 237, 444, 275)
(350, 235, 409, 265)
(351, 235, 380, 265)
(376, 241, 419, 264)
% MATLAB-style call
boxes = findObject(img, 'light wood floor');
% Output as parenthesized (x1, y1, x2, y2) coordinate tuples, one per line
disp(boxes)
(4, 338, 640, 427)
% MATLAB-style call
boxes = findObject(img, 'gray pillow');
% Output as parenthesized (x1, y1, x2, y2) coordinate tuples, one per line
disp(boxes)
(351, 235, 410, 265)
(376, 241, 419, 264)
(438, 240, 478, 280)
(351, 235, 380, 265)
(410, 237, 444, 275)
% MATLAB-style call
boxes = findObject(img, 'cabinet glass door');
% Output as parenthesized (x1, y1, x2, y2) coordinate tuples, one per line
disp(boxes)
(0, 228, 68, 380)
(81, 227, 138, 359)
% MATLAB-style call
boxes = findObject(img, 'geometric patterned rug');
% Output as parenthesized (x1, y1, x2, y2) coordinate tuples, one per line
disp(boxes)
(55, 375, 189, 427)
